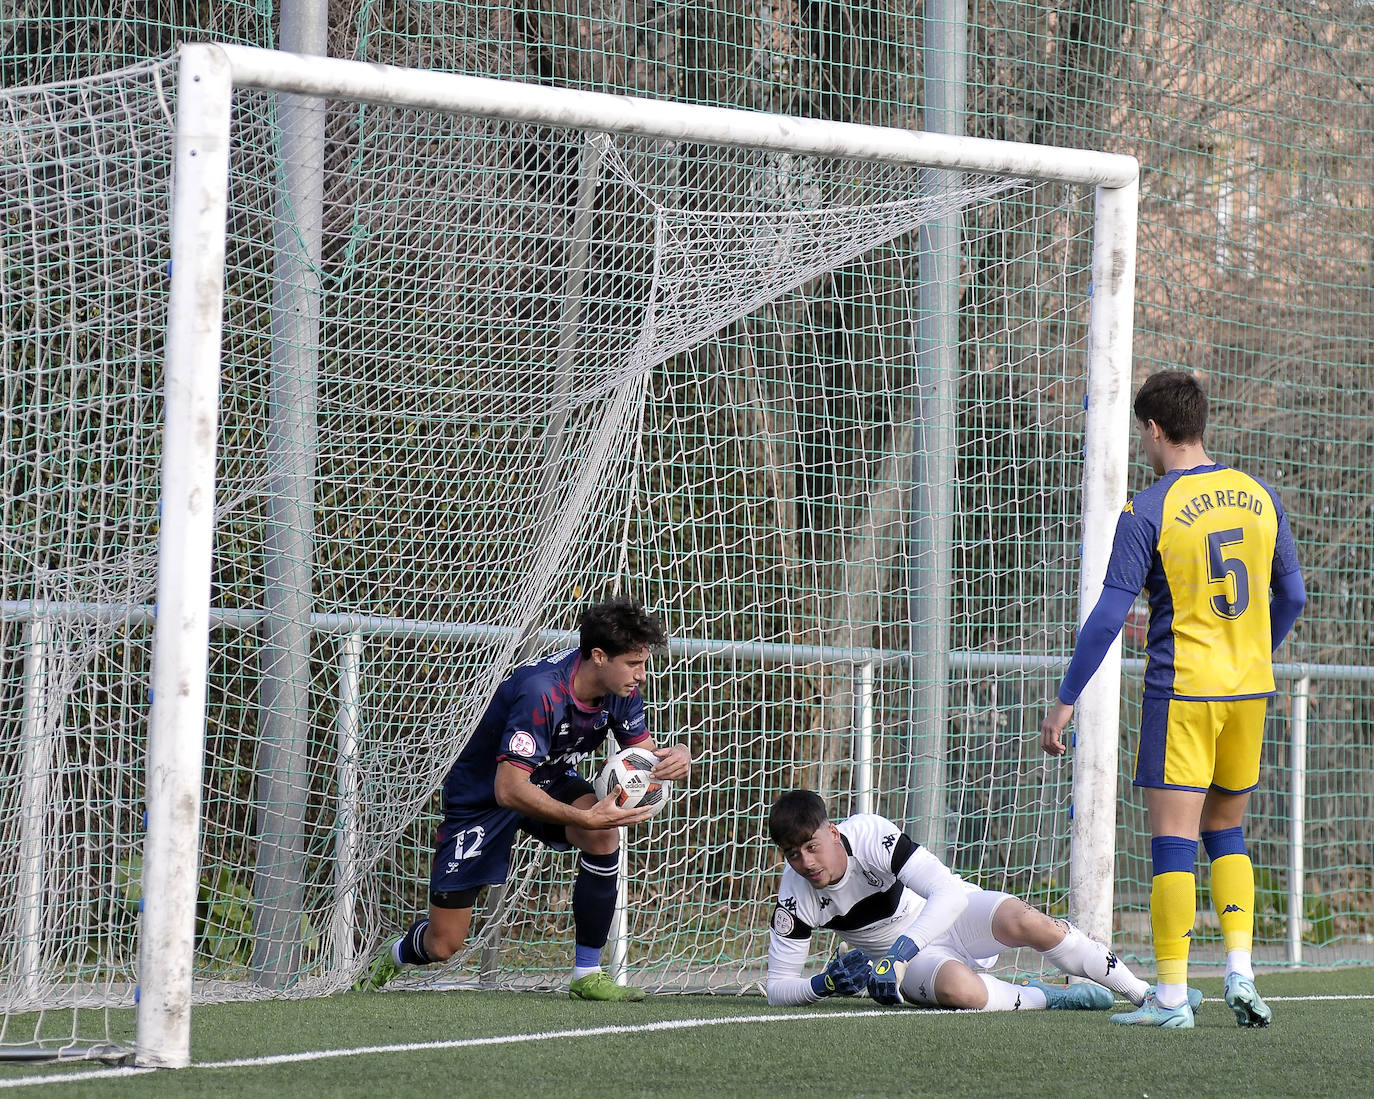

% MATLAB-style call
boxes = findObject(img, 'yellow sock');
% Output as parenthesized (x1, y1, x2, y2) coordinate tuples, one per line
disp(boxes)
(1150, 871, 1196, 987)
(1210, 852, 1255, 954)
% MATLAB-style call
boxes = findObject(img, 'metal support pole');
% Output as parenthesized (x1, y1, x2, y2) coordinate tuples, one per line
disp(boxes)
(514, 129, 611, 665)
(333, 631, 365, 977)
(1288, 676, 1309, 964)
(609, 841, 630, 984)
(252, 0, 329, 990)
(855, 661, 875, 815)
(18, 616, 52, 1003)
(906, 0, 966, 857)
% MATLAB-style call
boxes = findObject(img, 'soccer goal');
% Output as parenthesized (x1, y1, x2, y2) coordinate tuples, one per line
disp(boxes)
(0, 43, 1137, 1067)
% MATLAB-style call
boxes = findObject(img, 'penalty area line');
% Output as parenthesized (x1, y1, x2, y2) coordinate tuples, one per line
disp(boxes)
(0, 1009, 932, 1089)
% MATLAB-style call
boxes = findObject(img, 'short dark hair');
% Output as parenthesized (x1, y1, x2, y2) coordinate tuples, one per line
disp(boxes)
(1133, 370, 1208, 444)
(578, 596, 668, 658)
(768, 789, 830, 849)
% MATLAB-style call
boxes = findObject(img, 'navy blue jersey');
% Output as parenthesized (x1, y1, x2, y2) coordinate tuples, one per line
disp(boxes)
(440, 647, 651, 818)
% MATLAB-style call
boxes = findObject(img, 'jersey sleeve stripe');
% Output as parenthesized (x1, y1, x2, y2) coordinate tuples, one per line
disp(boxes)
(889, 833, 918, 873)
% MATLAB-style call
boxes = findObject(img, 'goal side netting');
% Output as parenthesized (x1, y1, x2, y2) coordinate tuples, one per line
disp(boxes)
(0, 45, 1136, 1064)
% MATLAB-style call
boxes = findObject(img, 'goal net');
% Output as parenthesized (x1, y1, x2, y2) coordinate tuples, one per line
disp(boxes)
(0, 46, 1136, 1064)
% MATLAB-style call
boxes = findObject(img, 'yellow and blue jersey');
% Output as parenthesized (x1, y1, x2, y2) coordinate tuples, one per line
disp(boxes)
(1104, 464, 1301, 701)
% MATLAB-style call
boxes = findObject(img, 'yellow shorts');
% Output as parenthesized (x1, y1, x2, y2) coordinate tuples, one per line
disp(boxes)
(1133, 696, 1269, 793)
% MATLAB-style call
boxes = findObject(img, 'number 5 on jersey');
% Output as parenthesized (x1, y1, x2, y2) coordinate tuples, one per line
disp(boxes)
(1206, 527, 1249, 619)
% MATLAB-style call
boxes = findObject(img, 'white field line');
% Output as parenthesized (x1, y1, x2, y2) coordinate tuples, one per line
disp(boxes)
(4, 996, 1373, 1089)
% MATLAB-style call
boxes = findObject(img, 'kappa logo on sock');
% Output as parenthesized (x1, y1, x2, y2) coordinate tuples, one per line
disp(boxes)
(1105, 951, 1119, 972)
(1222, 903, 1245, 914)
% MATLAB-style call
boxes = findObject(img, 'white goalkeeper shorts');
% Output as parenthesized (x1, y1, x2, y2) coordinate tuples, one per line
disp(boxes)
(897, 889, 1017, 1007)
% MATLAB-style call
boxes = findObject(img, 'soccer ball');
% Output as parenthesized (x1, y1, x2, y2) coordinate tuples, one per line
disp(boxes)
(594, 746, 672, 816)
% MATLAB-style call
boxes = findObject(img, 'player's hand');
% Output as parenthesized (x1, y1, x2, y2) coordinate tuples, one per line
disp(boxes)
(1040, 700, 1074, 757)
(584, 792, 657, 830)
(650, 743, 691, 782)
(867, 935, 919, 1006)
(813, 947, 871, 997)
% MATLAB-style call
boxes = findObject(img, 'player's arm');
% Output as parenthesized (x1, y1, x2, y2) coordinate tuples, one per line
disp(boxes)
(1043, 503, 1153, 756)
(891, 844, 971, 950)
(493, 761, 654, 829)
(1040, 585, 1136, 756)
(764, 922, 868, 1006)
(1270, 568, 1306, 650)
(764, 934, 823, 1006)
(1269, 503, 1305, 651)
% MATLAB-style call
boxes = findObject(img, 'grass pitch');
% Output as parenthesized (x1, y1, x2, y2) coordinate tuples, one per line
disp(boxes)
(3, 968, 1371, 1097)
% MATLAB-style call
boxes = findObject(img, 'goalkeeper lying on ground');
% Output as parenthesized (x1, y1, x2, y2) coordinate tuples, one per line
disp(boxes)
(764, 789, 1201, 1014)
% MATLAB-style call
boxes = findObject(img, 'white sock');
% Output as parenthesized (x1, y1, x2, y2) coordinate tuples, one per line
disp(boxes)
(979, 974, 1044, 1011)
(572, 965, 601, 980)
(1155, 981, 1189, 1009)
(1226, 950, 1254, 980)
(1043, 925, 1149, 1005)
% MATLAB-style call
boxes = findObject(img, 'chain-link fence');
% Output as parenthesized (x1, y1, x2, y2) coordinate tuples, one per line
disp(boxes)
(3, 1, 1370, 981)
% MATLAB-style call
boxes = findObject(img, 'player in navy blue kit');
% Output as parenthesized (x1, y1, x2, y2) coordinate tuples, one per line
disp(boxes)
(358, 597, 691, 1000)
(763, 790, 1190, 1015)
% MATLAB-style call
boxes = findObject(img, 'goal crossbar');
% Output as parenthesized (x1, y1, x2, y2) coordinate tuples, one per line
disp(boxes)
(217, 44, 1139, 189)
(139, 41, 1140, 1067)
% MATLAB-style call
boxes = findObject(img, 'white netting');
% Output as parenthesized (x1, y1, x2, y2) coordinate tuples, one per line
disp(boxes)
(2, 53, 1104, 1053)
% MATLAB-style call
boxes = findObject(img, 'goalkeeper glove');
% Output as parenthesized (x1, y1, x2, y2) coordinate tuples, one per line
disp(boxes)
(867, 934, 919, 1006)
(808, 947, 871, 998)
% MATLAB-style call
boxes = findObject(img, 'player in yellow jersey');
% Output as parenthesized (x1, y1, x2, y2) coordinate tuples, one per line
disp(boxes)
(1040, 370, 1306, 1028)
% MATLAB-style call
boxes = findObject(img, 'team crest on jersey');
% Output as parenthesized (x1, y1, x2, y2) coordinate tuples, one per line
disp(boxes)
(772, 906, 795, 935)
(594, 711, 609, 728)
(508, 731, 537, 757)
(862, 868, 882, 887)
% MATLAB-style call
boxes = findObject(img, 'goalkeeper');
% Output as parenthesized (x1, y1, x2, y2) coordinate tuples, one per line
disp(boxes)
(763, 790, 1187, 1014)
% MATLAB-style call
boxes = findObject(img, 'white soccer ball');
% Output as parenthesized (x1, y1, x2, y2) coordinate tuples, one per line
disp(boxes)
(594, 746, 672, 816)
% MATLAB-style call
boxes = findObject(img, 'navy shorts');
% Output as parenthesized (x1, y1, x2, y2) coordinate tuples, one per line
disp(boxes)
(429, 770, 595, 898)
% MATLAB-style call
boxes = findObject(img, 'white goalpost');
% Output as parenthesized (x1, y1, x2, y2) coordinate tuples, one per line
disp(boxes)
(0, 43, 1137, 1068)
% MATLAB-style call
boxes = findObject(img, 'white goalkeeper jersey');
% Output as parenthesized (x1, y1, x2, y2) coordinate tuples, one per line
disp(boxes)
(765, 813, 981, 1006)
